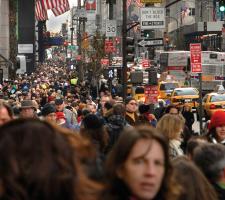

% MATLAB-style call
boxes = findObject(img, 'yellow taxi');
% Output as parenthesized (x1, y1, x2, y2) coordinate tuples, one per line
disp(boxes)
(158, 81, 179, 100)
(127, 85, 145, 102)
(133, 86, 145, 102)
(203, 92, 225, 120)
(170, 87, 199, 109)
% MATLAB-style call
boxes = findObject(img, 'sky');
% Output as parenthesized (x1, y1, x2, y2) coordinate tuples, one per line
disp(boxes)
(46, 0, 78, 32)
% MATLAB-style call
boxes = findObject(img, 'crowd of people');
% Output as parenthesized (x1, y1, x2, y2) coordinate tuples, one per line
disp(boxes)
(0, 62, 225, 200)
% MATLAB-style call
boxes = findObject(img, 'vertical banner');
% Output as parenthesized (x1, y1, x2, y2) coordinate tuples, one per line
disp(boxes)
(190, 43, 202, 73)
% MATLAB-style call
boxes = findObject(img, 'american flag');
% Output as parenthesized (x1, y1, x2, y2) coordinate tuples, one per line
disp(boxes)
(127, 0, 132, 9)
(40, 0, 70, 16)
(35, 0, 48, 21)
(41, 0, 58, 10)
(51, 0, 70, 16)
(134, 0, 144, 8)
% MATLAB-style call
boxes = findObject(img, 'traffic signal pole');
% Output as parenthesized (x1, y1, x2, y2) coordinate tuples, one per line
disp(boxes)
(122, 0, 127, 101)
(108, 0, 114, 95)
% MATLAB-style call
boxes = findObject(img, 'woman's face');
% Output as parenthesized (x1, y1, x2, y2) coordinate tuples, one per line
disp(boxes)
(118, 139, 165, 200)
(216, 125, 225, 142)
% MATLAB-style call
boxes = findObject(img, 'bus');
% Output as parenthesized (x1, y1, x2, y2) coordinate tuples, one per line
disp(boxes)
(158, 50, 225, 92)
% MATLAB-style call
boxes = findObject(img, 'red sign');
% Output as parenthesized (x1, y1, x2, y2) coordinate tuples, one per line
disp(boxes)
(101, 59, 109, 65)
(75, 55, 82, 61)
(105, 40, 115, 53)
(142, 59, 149, 68)
(144, 85, 158, 104)
(85, 0, 96, 10)
(190, 43, 202, 73)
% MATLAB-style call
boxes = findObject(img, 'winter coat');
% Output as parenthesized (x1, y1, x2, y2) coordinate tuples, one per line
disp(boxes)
(106, 115, 128, 151)
(182, 110, 194, 130)
(125, 112, 139, 126)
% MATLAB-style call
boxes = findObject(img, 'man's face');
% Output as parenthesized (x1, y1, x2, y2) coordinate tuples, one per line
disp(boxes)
(126, 100, 138, 113)
(100, 96, 110, 108)
(169, 108, 179, 115)
(20, 107, 35, 118)
(55, 103, 64, 112)
(0, 107, 12, 125)
(45, 113, 56, 123)
(87, 104, 97, 114)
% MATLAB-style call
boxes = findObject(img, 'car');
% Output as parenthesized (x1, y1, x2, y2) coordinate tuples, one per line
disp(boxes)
(158, 81, 179, 100)
(202, 92, 225, 120)
(170, 87, 199, 109)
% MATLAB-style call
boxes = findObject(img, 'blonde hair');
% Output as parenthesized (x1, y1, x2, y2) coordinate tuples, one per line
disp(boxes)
(157, 114, 185, 140)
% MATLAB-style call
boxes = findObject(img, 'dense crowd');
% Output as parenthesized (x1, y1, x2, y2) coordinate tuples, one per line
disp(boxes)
(0, 62, 225, 200)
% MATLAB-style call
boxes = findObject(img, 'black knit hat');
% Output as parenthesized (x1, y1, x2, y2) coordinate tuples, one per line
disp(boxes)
(41, 104, 56, 116)
(138, 104, 150, 114)
(82, 114, 104, 129)
(125, 96, 135, 105)
(55, 98, 64, 105)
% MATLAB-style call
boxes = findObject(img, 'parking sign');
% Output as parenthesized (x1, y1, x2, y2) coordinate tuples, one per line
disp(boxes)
(190, 43, 202, 73)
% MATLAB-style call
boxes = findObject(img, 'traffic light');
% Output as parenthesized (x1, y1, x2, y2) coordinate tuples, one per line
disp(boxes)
(219, 0, 225, 12)
(126, 37, 135, 62)
(146, 67, 158, 85)
(141, 30, 154, 38)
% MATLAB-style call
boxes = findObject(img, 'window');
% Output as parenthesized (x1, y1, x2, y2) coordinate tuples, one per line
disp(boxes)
(174, 88, 198, 96)
(210, 95, 225, 102)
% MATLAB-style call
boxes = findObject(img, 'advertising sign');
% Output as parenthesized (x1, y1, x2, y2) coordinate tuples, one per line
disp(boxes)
(141, 7, 165, 29)
(190, 43, 202, 73)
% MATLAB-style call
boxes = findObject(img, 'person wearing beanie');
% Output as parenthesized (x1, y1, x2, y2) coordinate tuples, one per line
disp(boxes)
(41, 104, 56, 123)
(125, 97, 139, 126)
(80, 114, 108, 181)
(138, 104, 157, 127)
(207, 110, 225, 145)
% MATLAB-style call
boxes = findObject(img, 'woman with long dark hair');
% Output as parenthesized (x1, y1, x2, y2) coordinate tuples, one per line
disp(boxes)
(102, 125, 180, 200)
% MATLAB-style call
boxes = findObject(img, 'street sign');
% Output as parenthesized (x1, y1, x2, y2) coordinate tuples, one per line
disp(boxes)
(138, 38, 164, 47)
(141, 0, 162, 3)
(68, 45, 78, 51)
(144, 85, 158, 104)
(141, 7, 165, 29)
(106, 20, 117, 37)
(101, 58, 109, 66)
(142, 59, 149, 68)
(76, 55, 82, 61)
(108, 69, 114, 79)
(105, 40, 115, 53)
(73, 8, 86, 18)
(190, 43, 202, 73)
